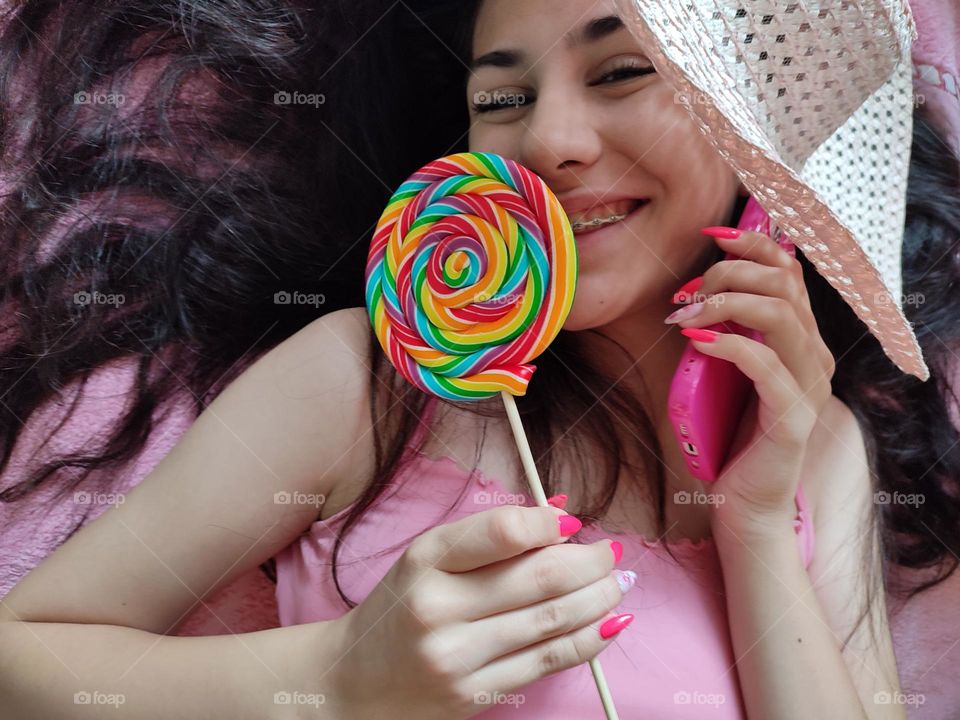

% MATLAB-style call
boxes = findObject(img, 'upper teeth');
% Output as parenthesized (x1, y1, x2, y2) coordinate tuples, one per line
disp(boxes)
(571, 214, 628, 231)
(568, 199, 642, 232)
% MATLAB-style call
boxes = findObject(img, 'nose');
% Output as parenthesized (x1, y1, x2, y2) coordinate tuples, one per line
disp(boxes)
(518, 85, 602, 183)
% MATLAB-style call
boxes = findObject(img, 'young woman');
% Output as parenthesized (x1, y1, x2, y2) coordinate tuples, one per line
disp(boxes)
(2, 1, 960, 718)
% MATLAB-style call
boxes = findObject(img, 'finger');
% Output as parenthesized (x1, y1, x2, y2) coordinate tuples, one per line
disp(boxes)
(668, 292, 823, 391)
(683, 257, 815, 327)
(453, 539, 619, 621)
(451, 568, 628, 670)
(406, 505, 575, 573)
(701, 227, 796, 270)
(681, 330, 818, 446)
(467, 608, 634, 698)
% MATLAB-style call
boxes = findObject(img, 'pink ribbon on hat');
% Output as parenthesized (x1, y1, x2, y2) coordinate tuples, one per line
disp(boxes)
(911, 0, 960, 154)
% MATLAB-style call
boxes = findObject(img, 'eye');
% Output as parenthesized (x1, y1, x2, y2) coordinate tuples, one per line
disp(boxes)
(471, 89, 534, 114)
(590, 57, 656, 86)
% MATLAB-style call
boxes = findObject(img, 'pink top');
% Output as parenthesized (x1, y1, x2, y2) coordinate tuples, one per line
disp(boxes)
(276, 397, 814, 718)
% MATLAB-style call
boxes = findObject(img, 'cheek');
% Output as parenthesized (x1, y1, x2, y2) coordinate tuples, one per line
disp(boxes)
(658, 133, 736, 213)
(611, 85, 737, 206)
(562, 257, 661, 330)
(467, 123, 517, 156)
(467, 121, 481, 152)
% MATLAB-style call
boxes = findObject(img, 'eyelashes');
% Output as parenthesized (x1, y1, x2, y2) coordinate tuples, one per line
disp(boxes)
(472, 91, 534, 114)
(472, 63, 656, 114)
(590, 64, 656, 86)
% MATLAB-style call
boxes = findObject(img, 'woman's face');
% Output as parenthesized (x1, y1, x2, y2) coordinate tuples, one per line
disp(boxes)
(467, 0, 744, 331)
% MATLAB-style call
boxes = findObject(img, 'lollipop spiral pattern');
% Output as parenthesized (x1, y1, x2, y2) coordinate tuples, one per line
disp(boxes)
(365, 152, 577, 400)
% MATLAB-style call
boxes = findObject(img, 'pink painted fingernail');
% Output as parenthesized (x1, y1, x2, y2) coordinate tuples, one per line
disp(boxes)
(681, 327, 719, 343)
(558, 515, 582, 537)
(614, 569, 638, 593)
(664, 301, 705, 325)
(599, 613, 634, 639)
(672, 276, 703, 304)
(609, 540, 623, 564)
(546, 494, 568, 509)
(701, 226, 741, 239)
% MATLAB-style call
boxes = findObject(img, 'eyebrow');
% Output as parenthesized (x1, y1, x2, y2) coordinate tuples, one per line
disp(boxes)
(577, 15, 625, 45)
(471, 14, 626, 71)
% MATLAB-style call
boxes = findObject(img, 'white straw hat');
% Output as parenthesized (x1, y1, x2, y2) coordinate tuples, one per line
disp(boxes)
(614, 0, 929, 381)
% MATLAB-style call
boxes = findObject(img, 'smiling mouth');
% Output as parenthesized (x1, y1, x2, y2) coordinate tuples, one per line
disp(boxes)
(569, 199, 648, 235)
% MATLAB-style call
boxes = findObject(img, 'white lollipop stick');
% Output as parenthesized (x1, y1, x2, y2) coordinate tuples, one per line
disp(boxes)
(500, 390, 621, 720)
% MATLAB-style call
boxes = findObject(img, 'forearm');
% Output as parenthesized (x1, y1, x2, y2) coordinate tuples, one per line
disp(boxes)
(0, 619, 343, 720)
(712, 523, 880, 720)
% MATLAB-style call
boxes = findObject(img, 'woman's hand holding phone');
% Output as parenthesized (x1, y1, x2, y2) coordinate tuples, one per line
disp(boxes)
(666, 224, 835, 537)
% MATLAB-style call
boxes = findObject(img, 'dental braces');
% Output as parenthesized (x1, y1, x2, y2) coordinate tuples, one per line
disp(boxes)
(571, 213, 629, 232)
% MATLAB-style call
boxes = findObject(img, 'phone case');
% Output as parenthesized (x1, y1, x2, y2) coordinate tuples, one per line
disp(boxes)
(666, 198, 795, 482)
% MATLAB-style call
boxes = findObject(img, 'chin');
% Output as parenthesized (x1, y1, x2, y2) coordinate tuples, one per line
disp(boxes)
(560, 298, 623, 333)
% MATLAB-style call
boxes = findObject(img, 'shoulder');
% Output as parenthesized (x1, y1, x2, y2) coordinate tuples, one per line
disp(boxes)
(233, 306, 378, 494)
(801, 394, 881, 604)
(285, 306, 373, 362)
(800, 395, 878, 586)
(268, 306, 373, 390)
(801, 394, 872, 529)
(799, 403, 902, 708)
(290, 304, 375, 427)
(258, 307, 373, 414)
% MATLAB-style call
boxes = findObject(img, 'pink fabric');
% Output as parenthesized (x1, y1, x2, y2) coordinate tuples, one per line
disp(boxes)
(888, 6, 960, 719)
(885, 369, 960, 720)
(275, 397, 814, 718)
(888, 567, 960, 720)
(911, 0, 960, 154)
(0, 354, 279, 635)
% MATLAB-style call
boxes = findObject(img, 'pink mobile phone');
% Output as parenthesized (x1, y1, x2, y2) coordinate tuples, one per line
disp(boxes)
(666, 197, 795, 482)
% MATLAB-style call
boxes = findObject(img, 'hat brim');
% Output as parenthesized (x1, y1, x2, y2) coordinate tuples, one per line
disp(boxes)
(615, 0, 929, 381)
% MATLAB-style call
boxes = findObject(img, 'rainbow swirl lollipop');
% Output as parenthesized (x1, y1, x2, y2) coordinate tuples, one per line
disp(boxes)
(364, 152, 577, 401)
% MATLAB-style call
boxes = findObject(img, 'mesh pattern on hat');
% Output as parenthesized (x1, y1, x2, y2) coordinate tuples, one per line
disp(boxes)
(616, 0, 928, 380)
